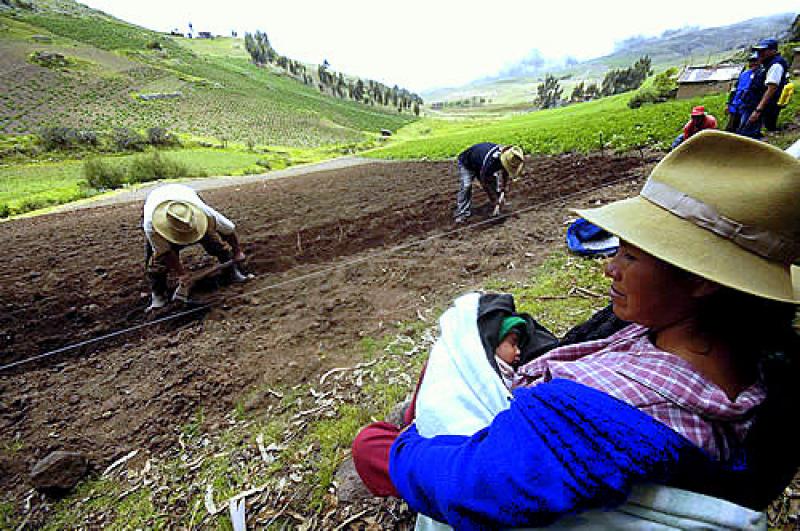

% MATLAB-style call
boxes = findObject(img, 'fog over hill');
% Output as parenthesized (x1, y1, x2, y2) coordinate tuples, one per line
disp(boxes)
(422, 12, 794, 102)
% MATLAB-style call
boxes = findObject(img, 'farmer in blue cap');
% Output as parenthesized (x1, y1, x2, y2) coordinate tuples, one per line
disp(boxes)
(737, 38, 789, 137)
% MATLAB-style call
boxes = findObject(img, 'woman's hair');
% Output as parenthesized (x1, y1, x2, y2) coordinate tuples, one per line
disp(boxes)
(693, 283, 800, 508)
(693, 285, 799, 360)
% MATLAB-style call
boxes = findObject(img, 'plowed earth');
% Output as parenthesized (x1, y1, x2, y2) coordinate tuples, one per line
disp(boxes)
(0, 153, 653, 504)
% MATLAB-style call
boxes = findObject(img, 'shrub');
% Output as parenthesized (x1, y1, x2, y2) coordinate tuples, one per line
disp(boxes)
(146, 127, 178, 147)
(38, 127, 101, 150)
(255, 158, 271, 169)
(146, 40, 162, 50)
(128, 152, 191, 183)
(0, 203, 9, 219)
(38, 126, 76, 150)
(83, 158, 127, 190)
(112, 128, 146, 152)
(628, 68, 679, 109)
(29, 51, 69, 68)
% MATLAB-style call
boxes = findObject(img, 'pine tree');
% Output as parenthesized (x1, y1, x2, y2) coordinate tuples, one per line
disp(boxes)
(535, 74, 563, 109)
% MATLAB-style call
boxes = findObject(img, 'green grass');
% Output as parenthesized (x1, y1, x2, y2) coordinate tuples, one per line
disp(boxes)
(0, 148, 258, 217)
(2, 8, 419, 147)
(372, 90, 800, 160)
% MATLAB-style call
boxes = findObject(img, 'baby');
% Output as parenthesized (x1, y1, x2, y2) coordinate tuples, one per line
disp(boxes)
(494, 316, 529, 388)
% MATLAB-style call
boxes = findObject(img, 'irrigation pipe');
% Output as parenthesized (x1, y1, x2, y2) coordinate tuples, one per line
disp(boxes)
(0, 173, 643, 373)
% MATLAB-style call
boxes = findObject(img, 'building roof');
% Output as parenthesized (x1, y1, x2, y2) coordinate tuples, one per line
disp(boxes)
(677, 65, 742, 84)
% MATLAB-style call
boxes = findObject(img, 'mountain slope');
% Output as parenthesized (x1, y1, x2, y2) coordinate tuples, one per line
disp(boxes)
(0, 0, 417, 147)
(423, 12, 794, 105)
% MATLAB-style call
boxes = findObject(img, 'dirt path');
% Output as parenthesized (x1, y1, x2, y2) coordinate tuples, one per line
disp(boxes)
(51, 156, 382, 211)
(0, 151, 655, 505)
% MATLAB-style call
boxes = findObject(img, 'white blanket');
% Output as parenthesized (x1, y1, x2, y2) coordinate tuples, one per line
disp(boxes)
(411, 292, 766, 530)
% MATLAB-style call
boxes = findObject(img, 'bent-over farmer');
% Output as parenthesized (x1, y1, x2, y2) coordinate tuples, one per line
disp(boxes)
(143, 183, 247, 311)
(454, 143, 524, 223)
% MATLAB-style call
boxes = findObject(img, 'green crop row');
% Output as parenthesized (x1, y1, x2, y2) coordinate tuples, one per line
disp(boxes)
(369, 92, 800, 160)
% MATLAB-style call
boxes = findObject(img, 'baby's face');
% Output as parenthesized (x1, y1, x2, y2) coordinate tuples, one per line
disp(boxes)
(496, 332, 521, 365)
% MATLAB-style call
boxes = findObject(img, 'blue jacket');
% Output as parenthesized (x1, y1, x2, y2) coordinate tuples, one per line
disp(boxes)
(390, 379, 747, 530)
(729, 68, 755, 115)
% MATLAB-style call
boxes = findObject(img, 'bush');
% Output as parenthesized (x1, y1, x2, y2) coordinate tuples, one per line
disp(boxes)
(628, 68, 679, 109)
(112, 128, 146, 152)
(128, 152, 191, 183)
(38, 127, 99, 150)
(146, 127, 178, 147)
(83, 158, 127, 190)
(38, 126, 76, 150)
(146, 40, 162, 50)
(0, 203, 9, 219)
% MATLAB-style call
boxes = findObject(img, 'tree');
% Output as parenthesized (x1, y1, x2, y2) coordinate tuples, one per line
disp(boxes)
(601, 55, 652, 96)
(584, 83, 600, 100)
(570, 81, 585, 103)
(353, 79, 365, 101)
(244, 30, 274, 65)
(535, 74, 563, 109)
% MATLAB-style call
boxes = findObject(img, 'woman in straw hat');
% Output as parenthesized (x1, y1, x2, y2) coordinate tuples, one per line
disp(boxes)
(384, 131, 800, 529)
(143, 183, 248, 310)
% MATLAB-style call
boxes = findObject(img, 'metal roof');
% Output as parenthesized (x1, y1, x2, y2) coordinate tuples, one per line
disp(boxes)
(677, 65, 742, 84)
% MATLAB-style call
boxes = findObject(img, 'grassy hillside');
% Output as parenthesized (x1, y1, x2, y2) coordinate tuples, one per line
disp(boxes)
(0, 1, 417, 147)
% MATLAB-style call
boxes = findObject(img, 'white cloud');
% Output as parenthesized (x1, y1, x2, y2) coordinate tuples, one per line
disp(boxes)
(81, 0, 797, 91)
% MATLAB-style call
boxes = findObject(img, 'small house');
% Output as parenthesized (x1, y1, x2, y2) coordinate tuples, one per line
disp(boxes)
(676, 64, 742, 100)
(791, 47, 800, 76)
(197, 31, 213, 39)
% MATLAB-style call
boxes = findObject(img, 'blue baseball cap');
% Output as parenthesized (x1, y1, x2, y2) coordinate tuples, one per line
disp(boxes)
(752, 38, 778, 51)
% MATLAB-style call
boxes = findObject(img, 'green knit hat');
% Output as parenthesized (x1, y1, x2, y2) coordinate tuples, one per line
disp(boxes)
(498, 316, 527, 345)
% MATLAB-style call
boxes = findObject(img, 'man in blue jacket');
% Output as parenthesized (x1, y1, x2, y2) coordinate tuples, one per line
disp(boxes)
(454, 143, 524, 223)
(737, 38, 789, 138)
(726, 53, 759, 133)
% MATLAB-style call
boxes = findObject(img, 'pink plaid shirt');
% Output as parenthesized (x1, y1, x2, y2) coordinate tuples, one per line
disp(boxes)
(512, 324, 766, 461)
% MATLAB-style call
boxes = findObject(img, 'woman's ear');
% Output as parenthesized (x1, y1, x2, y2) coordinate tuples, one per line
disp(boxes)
(690, 277, 721, 298)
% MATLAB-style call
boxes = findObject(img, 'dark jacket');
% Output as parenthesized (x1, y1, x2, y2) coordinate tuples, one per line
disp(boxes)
(741, 54, 789, 112)
(458, 142, 505, 181)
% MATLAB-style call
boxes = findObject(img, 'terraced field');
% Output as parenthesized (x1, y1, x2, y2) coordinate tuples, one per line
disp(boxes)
(0, 5, 417, 146)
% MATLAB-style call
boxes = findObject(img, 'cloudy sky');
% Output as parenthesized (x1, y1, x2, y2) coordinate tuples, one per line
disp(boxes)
(81, 1, 796, 91)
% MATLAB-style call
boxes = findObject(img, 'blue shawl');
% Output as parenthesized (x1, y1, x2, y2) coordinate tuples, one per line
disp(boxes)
(390, 379, 726, 530)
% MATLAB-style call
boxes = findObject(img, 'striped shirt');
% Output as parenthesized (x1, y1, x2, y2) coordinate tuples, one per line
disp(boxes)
(513, 324, 766, 461)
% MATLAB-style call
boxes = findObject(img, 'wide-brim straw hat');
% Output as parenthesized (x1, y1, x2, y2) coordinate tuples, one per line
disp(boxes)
(152, 200, 208, 245)
(577, 130, 800, 303)
(500, 146, 525, 177)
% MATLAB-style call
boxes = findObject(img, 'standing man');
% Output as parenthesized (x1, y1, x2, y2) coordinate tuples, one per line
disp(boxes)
(454, 143, 524, 223)
(725, 53, 759, 133)
(143, 183, 248, 311)
(738, 38, 789, 138)
(670, 106, 717, 150)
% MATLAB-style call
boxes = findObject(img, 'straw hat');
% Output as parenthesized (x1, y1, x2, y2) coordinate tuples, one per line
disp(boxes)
(152, 200, 208, 245)
(577, 130, 800, 303)
(500, 146, 524, 176)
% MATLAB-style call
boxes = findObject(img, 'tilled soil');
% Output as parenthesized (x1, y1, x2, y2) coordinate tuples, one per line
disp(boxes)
(0, 152, 653, 504)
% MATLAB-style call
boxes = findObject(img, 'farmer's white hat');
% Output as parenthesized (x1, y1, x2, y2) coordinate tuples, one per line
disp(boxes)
(152, 200, 208, 245)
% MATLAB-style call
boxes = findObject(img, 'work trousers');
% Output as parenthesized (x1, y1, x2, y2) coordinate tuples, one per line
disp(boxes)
(725, 112, 742, 133)
(145, 231, 231, 297)
(763, 104, 781, 132)
(454, 163, 499, 220)
(736, 109, 763, 139)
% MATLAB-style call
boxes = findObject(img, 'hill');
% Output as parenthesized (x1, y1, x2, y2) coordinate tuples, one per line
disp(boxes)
(0, 0, 417, 147)
(423, 12, 795, 106)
